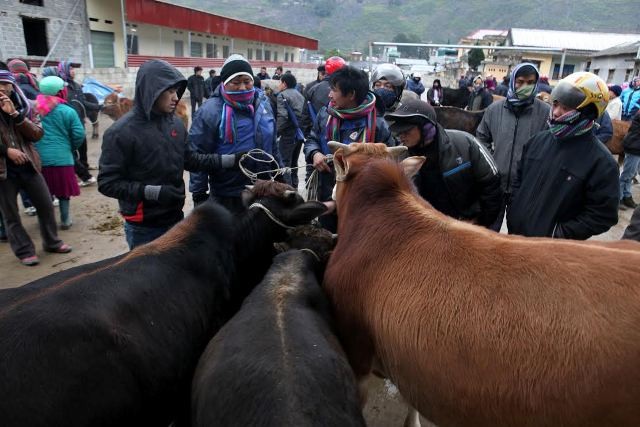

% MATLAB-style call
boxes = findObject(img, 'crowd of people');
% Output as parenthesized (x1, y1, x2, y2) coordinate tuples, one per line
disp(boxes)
(1, 55, 640, 266)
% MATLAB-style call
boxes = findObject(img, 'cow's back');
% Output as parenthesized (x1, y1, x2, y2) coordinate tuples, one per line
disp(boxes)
(192, 251, 365, 427)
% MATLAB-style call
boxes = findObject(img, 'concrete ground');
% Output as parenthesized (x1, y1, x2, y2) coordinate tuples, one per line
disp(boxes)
(0, 114, 636, 426)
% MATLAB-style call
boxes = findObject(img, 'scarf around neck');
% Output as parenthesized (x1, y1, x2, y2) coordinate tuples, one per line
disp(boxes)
(548, 109, 594, 140)
(35, 93, 66, 117)
(219, 86, 256, 144)
(326, 91, 377, 143)
(507, 63, 539, 108)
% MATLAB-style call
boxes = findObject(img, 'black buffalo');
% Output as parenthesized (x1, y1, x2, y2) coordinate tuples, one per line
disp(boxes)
(0, 181, 326, 427)
(191, 226, 366, 427)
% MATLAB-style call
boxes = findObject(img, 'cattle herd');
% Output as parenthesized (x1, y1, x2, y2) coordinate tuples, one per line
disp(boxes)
(1, 147, 640, 427)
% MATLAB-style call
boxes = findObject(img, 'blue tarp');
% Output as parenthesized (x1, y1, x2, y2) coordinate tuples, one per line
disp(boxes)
(81, 77, 115, 105)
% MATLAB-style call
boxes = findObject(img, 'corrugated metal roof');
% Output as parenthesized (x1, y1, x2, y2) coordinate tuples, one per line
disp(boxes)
(509, 28, 640, 52)
(593, 40, 640, 57)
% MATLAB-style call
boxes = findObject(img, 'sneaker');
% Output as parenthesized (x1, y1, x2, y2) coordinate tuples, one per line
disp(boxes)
(45, 243, 72, 254)
(20, 255, 40, 266)
(622, 196, 637, 209)
(52, 197, 59, 207)
(60, 220, 73, 230)
(80, 177, 97, 187)
(24, 206, 37, 216)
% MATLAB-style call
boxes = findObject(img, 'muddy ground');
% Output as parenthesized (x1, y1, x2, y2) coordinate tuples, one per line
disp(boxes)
(0, 114, 635, 426)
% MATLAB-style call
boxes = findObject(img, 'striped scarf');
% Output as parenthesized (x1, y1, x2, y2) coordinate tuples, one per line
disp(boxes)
(548, 109, 594, 139)
(0, 70, 32, 119)
(326, 92, 377, 143)
(219, 85, 255, 144)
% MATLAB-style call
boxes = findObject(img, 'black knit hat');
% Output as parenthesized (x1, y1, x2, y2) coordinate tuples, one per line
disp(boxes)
(220, 54, 254, 85)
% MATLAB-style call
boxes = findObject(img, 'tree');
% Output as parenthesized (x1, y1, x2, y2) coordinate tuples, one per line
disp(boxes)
(392, 33, 427, 59)
(468, 48, 485, 71)
(324, 48, 346, 60)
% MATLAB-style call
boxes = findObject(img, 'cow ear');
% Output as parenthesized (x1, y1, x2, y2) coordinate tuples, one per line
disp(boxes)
(285, 201, 328, 225)
(402, 156, 426, 178)
(333, 150, 350, 182)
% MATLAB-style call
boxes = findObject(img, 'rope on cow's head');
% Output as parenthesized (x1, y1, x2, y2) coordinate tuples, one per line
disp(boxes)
(299, 248, 321, 262)
(248, 202, 295, 229)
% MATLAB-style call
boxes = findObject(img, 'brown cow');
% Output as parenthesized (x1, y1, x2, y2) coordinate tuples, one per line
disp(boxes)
(605, 119, 631, 166)
(102, 93, 190, 130)
(324, 141, 640, 427)
(434, 106, 484, 135)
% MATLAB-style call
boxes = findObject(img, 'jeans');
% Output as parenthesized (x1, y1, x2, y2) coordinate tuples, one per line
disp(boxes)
(124, 222, 173, 250)
(619, 153, 640, 199)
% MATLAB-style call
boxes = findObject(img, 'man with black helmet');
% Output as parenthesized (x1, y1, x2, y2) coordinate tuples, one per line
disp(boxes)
(507, 72, 619, 240)
(370, 63, 405, 114)
(385, 99, 502, 227)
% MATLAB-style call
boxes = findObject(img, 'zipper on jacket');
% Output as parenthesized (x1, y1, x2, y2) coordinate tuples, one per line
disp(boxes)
(505, 116, 520, 195)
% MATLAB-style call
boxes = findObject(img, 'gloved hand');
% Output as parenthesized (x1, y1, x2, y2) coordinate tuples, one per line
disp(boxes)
(192, 191, 209, 206)
(144, 185, 185, 205)
(219, 152, 246, 169)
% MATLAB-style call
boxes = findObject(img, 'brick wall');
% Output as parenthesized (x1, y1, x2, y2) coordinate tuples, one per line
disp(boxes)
(0, 0, 90, 66)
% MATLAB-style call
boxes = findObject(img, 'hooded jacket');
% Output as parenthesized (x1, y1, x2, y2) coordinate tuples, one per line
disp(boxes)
(476, 98, 551, 193)
(98, 59, 223, 227)
(620, 86, 640, 121)
(507, 130, 619, 240)
(188, 85, 281, 198)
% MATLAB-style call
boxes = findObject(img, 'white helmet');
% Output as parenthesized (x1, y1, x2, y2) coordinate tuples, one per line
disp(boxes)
(370, 63, 405, 110)
(551, 72, 610, 119)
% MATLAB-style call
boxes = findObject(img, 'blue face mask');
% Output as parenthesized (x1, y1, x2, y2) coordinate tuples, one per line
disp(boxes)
(374, 88, 397, 109)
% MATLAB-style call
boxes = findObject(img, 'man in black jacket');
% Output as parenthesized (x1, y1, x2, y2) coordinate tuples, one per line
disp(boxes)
(204, 69, 221, 99)
(385, 100, 502, 227)
(187, 66, 206, 113)
(98, 60, 242, 249)
(507, 72, 618, 240)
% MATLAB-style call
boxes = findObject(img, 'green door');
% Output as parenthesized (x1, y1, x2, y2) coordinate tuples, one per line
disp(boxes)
(91, 31, 115, 68)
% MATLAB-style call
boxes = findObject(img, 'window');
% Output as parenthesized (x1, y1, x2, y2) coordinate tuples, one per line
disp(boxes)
(206, 43, 214, 58)
(626, 69, 634, 82)
(553, 63, 575, 80)
(592, 68, 600, 77)
(222, 45, 229, 58)
(190, 41, 202, 57)
(126, 34, 138, 55)
(247, 48, 253, 60)
(256, 49, 262, 60)
(585, 61, 591, 71)
(273, 51, 278, 62)
(265, 50, 271, 61)
(90, 31, 115, 67)
(607, 69, 615, 84)
(174, 40, 184, 57)
(22, 17, 48, 56)
(285, 52, 289, 62)
(20, 0, 43, 5)
(290, 53, 295, 62)
(213, 44, 218, 58)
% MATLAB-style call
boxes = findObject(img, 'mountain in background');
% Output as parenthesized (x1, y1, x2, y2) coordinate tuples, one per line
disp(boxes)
(174, 0, 640, 54)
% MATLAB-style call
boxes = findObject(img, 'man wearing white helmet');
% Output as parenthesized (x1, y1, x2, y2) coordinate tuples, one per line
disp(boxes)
(406, 72, 425, 97)
(507, 72, 619, 240)
(370, 63, 405, 114)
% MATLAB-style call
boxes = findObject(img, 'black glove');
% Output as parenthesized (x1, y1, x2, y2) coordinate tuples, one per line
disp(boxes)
(192, 191, 209, 206)
(144, 185, 185, 206)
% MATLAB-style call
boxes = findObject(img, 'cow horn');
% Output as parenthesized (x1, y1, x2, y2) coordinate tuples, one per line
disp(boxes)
(328, 141, 349, 154)
(387, 146, 408, 158)
(245, 185, 255, 191)
(283, 190, 297, 198)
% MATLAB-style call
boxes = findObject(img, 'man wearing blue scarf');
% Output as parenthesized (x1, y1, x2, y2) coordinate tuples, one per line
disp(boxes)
(476, 63, 551, 231)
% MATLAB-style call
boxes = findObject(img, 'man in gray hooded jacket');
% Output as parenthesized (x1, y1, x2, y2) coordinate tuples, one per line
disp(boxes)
(476, 63, 551, 231)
